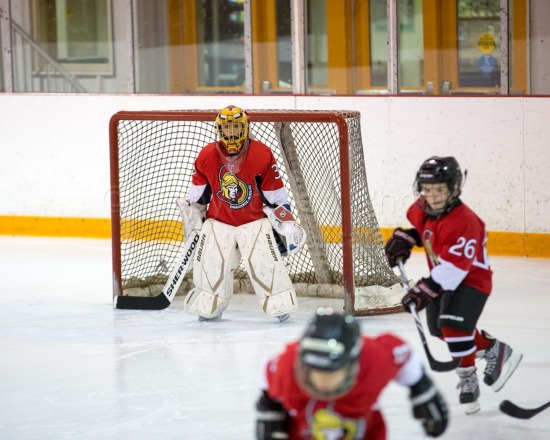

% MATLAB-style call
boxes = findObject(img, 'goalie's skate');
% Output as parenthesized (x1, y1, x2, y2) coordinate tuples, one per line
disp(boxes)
(198, 313, 223, 322)
(480, 330, 523, 392)
(277, 313, 290, 323)
(456, 367, 481, 415)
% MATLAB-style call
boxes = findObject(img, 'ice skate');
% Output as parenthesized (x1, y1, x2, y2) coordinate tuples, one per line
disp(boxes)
(198, 313, 222, 322)
(481, 330, 523, 391)
(456, 366, 480, 415)
(277, 313, 290, 323)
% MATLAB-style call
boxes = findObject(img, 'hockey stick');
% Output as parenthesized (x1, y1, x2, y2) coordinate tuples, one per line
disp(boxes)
(397, 260, 460, 372)
(114, 231, 200, 310)
(499, 399, 550, 419)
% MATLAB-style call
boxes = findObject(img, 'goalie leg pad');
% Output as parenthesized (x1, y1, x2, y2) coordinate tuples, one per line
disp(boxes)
(236, 218, 298, 318)
(185, 219, 238, 318)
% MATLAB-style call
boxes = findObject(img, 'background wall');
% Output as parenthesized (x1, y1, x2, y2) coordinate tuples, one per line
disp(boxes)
(1, 94, 549, 254)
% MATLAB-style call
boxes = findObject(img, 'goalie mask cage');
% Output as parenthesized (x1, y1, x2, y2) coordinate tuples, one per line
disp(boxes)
(109, 110, 403, 316)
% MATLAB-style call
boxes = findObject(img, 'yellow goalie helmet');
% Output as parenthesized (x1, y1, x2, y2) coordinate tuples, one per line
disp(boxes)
(215, 105, 250, 155)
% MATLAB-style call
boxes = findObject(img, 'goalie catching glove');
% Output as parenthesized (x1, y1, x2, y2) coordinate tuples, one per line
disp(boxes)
(263, 204, 306, 256)
(177, 198, 206, 237)
(409, 373, 448, 437)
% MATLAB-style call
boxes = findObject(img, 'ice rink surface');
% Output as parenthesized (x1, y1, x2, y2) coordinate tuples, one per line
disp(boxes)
(1, 236, 549, 440)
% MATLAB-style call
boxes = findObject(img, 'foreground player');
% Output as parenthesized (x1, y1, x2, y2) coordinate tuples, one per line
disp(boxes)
(256, 309, 448, 439)
(180, 105, 305, 322)
(384, 156, 522, 414)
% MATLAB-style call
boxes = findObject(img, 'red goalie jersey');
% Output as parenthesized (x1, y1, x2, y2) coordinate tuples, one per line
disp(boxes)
(263, 334, 420, 440)
(407, 200, 492, 294)
(188, 140, 288, 226)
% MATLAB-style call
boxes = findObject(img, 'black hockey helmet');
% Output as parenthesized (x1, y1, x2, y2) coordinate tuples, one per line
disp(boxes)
(414, 156, 463, 218)
(296, 308, 362, 399)
(299, 308, 361, 371)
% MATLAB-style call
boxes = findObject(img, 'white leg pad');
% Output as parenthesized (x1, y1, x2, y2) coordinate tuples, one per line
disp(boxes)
(184, 219, 238, 318)
(236, 218, 298, 317)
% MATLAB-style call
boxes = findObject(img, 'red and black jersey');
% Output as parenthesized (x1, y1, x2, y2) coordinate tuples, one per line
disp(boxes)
(187, 139, 288, 226)
(264, 334, 419, 440)
(407, 200, 492, 294)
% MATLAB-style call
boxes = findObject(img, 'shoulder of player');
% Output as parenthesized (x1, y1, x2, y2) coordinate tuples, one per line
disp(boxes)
(447, 200, 485, 226)
(360, 333, 407, 353)
(406, 200, 424, 225)
(358, 334, 411, 370)
(249, 139, 273, 154)
(198, 141, 219, 154)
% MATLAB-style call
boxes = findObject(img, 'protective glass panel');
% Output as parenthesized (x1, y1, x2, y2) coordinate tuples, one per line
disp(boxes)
(457, 0, 501, 88)
(307, 0, 328, 88)
(369, 0, 388, 88)
(196, 0, 245, 88)
(398, 0, 424, 90)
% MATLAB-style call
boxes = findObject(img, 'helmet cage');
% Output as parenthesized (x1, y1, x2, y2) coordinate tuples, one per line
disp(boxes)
(414, 156, 463, 218)
(295, 359, 359, 400)
(215, 106, 249, 156)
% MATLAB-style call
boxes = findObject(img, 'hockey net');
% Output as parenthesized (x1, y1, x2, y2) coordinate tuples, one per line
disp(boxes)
(109, 110, 403, 315)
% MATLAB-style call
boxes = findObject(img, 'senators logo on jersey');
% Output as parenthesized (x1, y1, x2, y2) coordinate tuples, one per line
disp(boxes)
(215, 165, 252, 209)
(308, 407, 364, 439)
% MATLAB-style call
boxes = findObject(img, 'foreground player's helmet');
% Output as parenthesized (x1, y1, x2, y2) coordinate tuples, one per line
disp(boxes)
(215, 105, 250, 156)
(296, 308, 362, 399)
(414, 156, 463, 218)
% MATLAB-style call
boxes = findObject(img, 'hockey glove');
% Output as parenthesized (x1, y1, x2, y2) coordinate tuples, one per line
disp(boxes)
(384, 228, 421, 267)
(402, 277, 442, 313)
(263, 204, 306, 256)
(409, 373, 448, 437)
(255, 390, 290, 440)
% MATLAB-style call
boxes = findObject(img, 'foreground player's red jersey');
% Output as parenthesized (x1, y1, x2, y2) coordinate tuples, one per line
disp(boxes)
(407, 200, 492, 294)
(264, 334, 414, 440)
(188, 140, 287, 226)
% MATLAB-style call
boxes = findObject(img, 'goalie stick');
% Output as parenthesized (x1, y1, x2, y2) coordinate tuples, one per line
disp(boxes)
(499, 399, 550, 419)
(398, 260, 460, 372)
(114, 231, 200, 310)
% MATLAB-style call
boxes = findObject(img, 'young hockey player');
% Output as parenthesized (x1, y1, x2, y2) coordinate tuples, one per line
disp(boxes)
(180, 105, 305, 323)
(384, 156, 523, 414)
(255, 308, 448, 439)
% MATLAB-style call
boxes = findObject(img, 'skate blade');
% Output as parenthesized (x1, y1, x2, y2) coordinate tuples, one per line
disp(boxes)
(491, 352, 523, 392)
(464, 401, 481, 415)
(277, 313, 290, 323)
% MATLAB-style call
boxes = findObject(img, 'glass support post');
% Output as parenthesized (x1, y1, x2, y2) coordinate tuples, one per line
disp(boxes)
(387, 0, 399, 94)
(291, 0, 306, 94)
(243, 0, 253, 94)
(500, 0, 510, 95)
(0, 0, 12, 92)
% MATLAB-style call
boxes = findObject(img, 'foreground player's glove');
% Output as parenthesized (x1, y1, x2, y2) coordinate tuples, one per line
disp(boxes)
(402, 277, 442, 312)
(384, 228, 421, 267)
(409, 373, 448, 437)
(255, 390, 290, 440)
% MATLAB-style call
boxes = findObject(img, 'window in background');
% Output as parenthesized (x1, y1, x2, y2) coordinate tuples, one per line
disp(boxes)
(398, 0, 424, 90)
(370, 0, 388, 89)
(33, 0, 112, 74)
(275, 0, 292, 89)
(251, 0, 292, 94)
(457, 0, 500, 88)
(196, 0, 245, 89)
(307, 0, 328, 89)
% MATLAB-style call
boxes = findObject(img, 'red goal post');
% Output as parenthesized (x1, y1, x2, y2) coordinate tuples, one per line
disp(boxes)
(109, 109, 404, 316)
